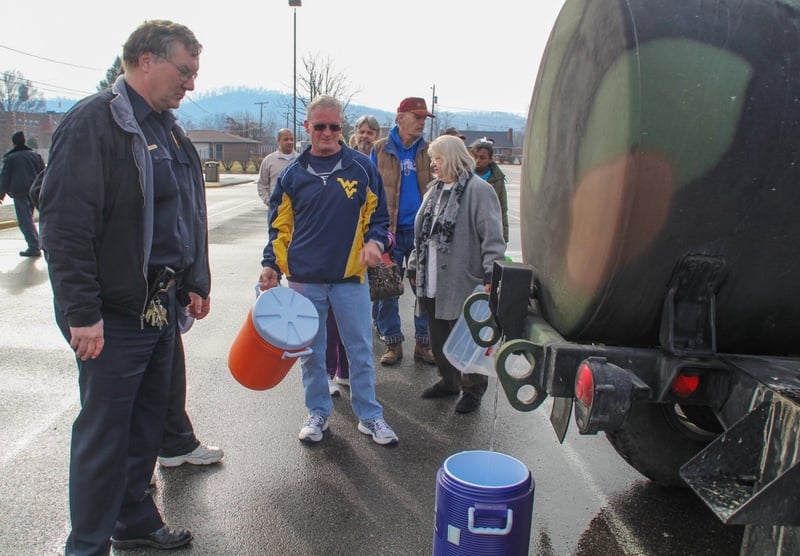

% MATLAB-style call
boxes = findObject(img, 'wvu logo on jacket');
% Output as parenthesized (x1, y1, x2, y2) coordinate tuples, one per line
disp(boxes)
(338, 177, 358, 199)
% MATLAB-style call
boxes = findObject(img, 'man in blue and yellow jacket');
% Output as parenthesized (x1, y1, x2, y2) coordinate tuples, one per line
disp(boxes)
(259, 94, 399, 446)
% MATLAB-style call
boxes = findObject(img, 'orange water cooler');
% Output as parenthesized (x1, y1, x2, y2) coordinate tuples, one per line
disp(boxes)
(228, 287, 319, 390)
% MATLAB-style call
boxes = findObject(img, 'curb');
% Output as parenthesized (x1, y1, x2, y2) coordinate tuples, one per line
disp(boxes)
(205, 178, 254, 188)
(0, 177, 255, 229)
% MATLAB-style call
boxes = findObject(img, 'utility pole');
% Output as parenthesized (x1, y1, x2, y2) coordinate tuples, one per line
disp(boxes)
(254, 101, 268, 139)
(289, 0, 302, 145)
(429, 84, 437, 141)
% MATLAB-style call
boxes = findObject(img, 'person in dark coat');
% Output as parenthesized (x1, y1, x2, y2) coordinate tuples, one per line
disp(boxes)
(470, 139, 509, 243)
(0, 131, 45, 256)
(39, 20, 210, 555)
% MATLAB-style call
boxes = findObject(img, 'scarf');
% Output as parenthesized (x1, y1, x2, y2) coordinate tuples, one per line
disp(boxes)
(415, 172, 470, 293)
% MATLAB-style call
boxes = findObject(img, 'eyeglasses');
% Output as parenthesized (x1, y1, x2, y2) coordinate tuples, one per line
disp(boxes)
(158, 56, 198, 83)
(311, 123, 343, 132)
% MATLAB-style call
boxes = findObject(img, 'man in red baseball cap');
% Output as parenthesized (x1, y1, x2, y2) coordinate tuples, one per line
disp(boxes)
(370, 97, 436, 367)
(396, 96, 435, 118)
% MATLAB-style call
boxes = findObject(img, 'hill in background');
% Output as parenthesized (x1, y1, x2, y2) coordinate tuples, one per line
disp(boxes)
(45, 86, 527, 138)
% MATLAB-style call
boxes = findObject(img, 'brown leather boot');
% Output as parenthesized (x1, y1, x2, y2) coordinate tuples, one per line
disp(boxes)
(380, 343, 403, 366)
(414, 342, 436, 365)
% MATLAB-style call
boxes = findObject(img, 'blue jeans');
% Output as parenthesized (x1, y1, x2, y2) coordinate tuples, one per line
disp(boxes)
(289, 280, 383, 421)
(372, 228, 429, 345)
(13, 194, 39, 250)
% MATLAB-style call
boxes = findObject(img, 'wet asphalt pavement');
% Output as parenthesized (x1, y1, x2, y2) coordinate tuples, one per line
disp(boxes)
(0, 172, 743, 555)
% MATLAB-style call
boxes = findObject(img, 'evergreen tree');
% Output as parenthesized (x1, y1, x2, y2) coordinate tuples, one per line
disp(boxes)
(97, 57, 123, 91)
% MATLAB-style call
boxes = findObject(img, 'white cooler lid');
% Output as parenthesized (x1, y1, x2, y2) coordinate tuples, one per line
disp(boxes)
(251, 287, 319, 350)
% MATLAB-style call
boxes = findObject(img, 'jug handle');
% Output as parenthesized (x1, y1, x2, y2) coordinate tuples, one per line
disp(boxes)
(463, 291, 500, 348)
(282, 347, 312, 359)
(254, 283, 268, 297)
(467, 506, 513, 535)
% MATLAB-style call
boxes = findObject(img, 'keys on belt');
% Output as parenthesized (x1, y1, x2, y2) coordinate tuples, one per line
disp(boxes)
(145, 266, 177, 328)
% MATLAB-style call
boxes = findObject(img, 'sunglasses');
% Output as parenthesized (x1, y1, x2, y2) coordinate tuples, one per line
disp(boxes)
(311, 123, 343, 132)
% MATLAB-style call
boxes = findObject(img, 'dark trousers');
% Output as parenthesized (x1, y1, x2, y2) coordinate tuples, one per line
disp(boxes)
(326, 308, 349, 379)
(421, 296, 488, 398)
(58, 293, 176, 556)
(13, 194, 39, 249)
(158, 332, 200, 458)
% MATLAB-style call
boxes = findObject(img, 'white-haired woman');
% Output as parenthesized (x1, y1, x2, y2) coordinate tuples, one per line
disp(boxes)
(407, 135, 506, 413)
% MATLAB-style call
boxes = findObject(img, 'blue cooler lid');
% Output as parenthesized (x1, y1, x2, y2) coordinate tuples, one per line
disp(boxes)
(443, 450, 531, 491)
(251, 287, 319, 350)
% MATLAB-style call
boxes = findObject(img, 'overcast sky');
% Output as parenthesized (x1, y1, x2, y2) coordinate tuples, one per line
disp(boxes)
(2, 1, 564, 116)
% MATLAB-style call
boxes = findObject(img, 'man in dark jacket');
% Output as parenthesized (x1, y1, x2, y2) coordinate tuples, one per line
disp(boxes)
(0, 131, 45, 256)
(39, 20, 210, 555)
(470, 139, 509, 243)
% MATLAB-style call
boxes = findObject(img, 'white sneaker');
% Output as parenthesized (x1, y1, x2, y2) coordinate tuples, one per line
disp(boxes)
(328, 377, 341, 397)
(299, 413, 329, 443)
(357, 417, 399, 445)
(334, 376, 350, 387)
(157, 444, 224, 467)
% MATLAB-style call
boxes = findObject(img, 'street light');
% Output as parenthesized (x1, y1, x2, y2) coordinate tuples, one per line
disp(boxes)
(289, 0, 302, 144)
(429, 84, 437, 141)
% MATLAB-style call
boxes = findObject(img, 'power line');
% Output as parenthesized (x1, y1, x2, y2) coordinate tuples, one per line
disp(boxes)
(0, 71, 92, 96)
(181, 95, 214, 116)
(0, 44, 103, 71)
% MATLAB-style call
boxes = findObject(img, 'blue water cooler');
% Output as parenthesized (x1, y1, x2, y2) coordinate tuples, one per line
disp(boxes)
(433, 450, 534, 555)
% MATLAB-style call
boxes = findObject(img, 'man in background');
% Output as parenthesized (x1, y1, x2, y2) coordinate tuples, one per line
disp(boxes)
(470, 139, 509, 243)
(257, 128, 297, 210)
(441, 126, 466, 141)
(0, 131, 45, 257)
(156, 323, 223, 470)
(326, 113, 384, 394)
(351, 114, 381, 156)
(371, 97, 436, 366)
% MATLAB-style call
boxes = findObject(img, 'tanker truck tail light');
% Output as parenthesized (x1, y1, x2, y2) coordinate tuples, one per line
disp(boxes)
(575, 361, 595, 409)
(574, 358, 651, 435)
(671, 372, 701, 397)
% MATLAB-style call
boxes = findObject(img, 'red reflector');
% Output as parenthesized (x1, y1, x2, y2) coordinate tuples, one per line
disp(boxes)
(671, 373, 700, 397)
(575, 362, 595, 407)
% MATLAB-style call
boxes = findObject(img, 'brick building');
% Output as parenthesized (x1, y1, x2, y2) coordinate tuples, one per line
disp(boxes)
(187, 130, 266, 163)
(0, 111, 64, 161)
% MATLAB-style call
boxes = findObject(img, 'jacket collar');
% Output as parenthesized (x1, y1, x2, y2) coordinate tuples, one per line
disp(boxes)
(297, 140, 354, 168)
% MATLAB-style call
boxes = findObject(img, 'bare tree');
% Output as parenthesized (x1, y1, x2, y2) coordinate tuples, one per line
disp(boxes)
(298, 53, 359, 120)
(434, 113, 456, 137)
(98, 57, 124, 91)
(0, 70, 46, 112)
(224, 112, 260, 139)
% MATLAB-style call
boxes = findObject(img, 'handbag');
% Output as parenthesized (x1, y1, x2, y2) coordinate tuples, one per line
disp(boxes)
(368, 251, 405, 301)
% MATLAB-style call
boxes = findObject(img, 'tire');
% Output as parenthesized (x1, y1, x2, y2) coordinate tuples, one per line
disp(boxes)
(605, 403, 721, 487)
